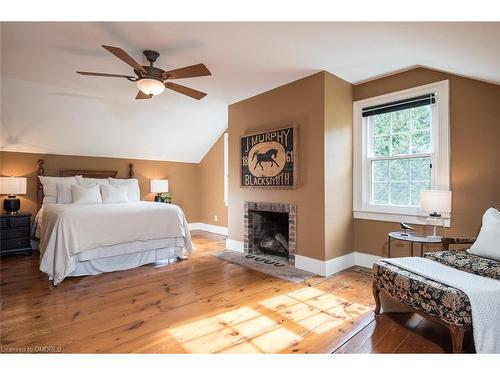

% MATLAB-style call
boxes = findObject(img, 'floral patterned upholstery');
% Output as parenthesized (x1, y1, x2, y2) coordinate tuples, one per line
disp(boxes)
(374, 249, 500, 327)
(373, 260, 472, 326)
(425, 250, 500, 280)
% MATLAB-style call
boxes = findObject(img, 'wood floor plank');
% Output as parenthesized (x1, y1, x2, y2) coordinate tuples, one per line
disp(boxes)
(1, 231, 459, 353)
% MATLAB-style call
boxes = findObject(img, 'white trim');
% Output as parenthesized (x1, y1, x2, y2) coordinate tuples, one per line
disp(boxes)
(325, 253, 356, 277)
(219, 243, 381, 277)
(354, 252, 382, 269)
(295, 251, 382, 277)
(188, 223, 228, 236)
(295, 254, 331, 277)
(225, 238, 244, 253)
(223, 132, 229, 207)
(353, 80, 450, 223)
(354, 210, 451, 227)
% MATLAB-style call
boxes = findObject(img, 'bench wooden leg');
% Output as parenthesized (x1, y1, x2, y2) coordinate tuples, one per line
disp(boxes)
(372, 282, 381, 316)
(449, 324, 465, 353)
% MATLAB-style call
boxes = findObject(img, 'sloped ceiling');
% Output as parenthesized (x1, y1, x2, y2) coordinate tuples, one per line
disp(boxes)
(1, 22, 499, 162)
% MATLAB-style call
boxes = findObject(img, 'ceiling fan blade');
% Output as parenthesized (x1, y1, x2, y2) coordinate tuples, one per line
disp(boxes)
(165, 82, 207, 100)
(135, 91, 152, 100)
(102, 45, 147, 75)
(76, 71, 135, 79)
(162, 63, 211, 80)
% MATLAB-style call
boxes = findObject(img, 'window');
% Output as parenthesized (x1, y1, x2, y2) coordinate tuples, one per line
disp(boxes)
(223, 132, 229, 207)
(353, 81, 450, 225)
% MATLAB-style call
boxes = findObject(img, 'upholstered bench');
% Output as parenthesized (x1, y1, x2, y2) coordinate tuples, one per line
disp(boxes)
(372, 245, 500, 353)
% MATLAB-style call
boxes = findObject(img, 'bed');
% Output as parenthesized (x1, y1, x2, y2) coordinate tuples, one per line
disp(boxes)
(34, 160, 193, 285)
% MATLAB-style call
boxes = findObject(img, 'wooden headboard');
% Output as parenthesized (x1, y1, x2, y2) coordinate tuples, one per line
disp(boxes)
(36, 159, 135, 210)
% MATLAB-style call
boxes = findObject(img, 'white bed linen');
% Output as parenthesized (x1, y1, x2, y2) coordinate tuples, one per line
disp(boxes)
(39, 202, 193, 285)
(77, 237, 184, 261)
(70, 247, 179, 277)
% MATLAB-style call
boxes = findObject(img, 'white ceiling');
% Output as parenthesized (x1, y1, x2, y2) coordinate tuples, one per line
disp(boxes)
(1, 22, 499, 162)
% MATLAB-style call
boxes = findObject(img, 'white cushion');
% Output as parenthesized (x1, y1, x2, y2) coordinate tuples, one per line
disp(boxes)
(56, 182, 76, 204)
(38, 176, 78, 201)
(71, 184, 102, 204)
(100, 184, 129, 204)
(468, 208, 500, 261)
(108, 178, 140, 202)
(76, 176, 110, 186)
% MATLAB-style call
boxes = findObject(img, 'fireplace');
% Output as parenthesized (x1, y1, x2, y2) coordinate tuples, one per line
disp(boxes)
(244, 202, 296, 265)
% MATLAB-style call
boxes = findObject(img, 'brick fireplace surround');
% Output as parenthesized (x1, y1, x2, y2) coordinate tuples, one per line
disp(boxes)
(243, 201, 297, 265)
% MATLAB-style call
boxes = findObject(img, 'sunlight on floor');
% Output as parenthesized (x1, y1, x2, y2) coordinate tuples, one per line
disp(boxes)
(260, 286, 370, 334)
(167, 286, 371, 353)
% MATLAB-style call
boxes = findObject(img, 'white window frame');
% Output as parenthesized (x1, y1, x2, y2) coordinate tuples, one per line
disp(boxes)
(353, 80, 450, 226)
(223, 132, 229, 207)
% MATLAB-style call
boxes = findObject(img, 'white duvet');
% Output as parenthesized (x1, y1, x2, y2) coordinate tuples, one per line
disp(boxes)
(39, 202, 193, 285)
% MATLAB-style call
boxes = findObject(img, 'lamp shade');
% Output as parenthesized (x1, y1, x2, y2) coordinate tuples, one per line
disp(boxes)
(150, 179, 169, 193)
(420, 190, 452, 214)
(0, 177, 27, 195)
(137, 78, 165, 96)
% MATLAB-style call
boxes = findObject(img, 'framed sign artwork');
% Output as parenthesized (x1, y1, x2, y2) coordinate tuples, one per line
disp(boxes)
(240, 125, 297, 188)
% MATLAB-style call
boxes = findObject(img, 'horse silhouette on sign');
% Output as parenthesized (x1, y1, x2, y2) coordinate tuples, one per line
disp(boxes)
(251, 149, 280, 171)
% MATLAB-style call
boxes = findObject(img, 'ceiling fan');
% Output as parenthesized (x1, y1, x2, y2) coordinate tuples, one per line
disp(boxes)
(76, 45, 211, 100)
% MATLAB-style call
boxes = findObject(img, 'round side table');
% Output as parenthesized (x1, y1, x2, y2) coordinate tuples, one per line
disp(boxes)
(388, 231, 443, 258)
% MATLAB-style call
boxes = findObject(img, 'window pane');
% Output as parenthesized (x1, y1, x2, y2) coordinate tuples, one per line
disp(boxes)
(411, 106, 431, 131)
(390, 182, 410, 205)
(391, 109, 410, 133)
(373, 113, 390, 136)
(372, 160, 388, 182)
(410, 157, 431, 181)
(411, 181, 430, 206)
(373, 182, 389, 204)
(390, 159, 409, 181)
(391, 133, 410, 155)
(411, 130, 431, 154)
(373, 135, 390, 157)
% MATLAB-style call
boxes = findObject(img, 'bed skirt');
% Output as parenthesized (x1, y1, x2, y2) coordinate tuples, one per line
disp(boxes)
(69, 246, 182, 277)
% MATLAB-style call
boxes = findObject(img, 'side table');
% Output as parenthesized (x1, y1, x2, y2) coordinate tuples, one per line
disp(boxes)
(388, 231, 442, 258)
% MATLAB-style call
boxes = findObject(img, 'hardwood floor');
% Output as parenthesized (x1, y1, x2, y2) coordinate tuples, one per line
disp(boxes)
(0, 231, 471, 353)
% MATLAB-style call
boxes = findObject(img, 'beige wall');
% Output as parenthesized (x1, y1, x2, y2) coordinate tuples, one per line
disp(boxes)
(3, 66, 497, 263)
(0, 151, 201, 223)
(228, 71, 354, 261)
(324, 72, 354, 260)
(353, 67, 500, 257)
(197, 133, 228, 227)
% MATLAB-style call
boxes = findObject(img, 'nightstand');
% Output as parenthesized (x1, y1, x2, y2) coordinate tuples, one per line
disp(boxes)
(1, 212, 32, 256)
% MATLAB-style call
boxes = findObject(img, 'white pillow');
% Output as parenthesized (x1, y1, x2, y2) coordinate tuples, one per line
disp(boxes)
(76, 176, 110, 186)
(71, 184, 102, 204)
(100, 184, 129, 204)
(43, 196, 57, 204)
(108, 178, 140, 202)
(56, 182, 76, 204)
(38, 176, 78, 201)
(468, 208, 500, 261)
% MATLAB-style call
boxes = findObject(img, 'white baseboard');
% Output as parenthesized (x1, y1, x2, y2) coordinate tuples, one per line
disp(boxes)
(188, 223, 228, 236)
(294, 255, 329, 276)
(222, 237, 381, 277)
(295, 251, 381, 277)
(354, 252, 381, 269)
(225, 239, 244, 253)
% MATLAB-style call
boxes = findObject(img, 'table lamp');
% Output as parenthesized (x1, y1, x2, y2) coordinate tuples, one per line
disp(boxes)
(420, 190, 452, 239)
(150, 179, 169, 202)
(0, 176, 27, 214)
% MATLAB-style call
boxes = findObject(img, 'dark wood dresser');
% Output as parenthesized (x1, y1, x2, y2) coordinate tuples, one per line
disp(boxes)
(0, 212, 32, 256)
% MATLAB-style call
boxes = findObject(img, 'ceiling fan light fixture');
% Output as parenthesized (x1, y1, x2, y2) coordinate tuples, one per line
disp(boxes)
(137, 78, 165, 96)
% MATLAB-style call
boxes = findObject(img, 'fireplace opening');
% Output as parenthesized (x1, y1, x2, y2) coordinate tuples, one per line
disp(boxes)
(250, 210, 289, 258)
